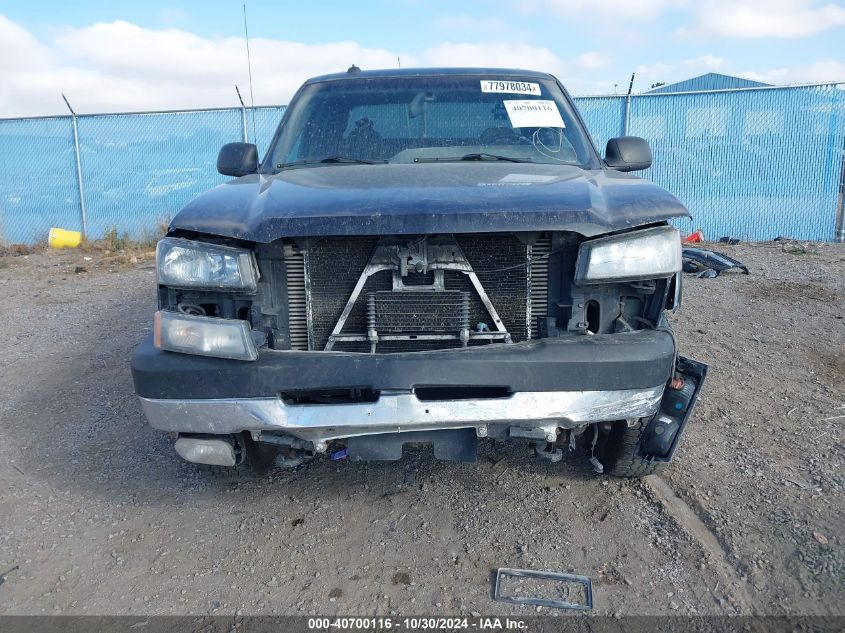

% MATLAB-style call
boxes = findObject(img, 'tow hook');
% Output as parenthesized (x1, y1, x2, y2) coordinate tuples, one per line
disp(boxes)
(534, 442, 563, 462)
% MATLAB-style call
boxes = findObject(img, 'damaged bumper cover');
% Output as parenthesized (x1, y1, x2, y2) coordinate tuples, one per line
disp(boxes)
(139, 386, 665, 444)
(132, 329, 677, 444)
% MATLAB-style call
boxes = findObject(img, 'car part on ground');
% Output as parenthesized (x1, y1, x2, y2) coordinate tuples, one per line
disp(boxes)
(682, 247, 749, 277)
(0, 566, 19, 589)
(493, 568, 593, 611)
(682, 229, 704, 244)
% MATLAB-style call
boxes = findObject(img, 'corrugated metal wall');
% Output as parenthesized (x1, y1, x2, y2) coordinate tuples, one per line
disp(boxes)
(1, 86, 843, 244)
(646, 73, 770, 94)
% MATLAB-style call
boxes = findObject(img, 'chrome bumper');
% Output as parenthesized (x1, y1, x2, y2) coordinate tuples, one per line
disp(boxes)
(139, 386, 665, 446)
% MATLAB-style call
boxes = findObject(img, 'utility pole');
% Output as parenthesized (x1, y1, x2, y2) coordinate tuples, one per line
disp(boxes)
(835, 136, 845, 242)
(623, 72, 635, 136)
(62, 94, 88, 238)
(235, 85, 248, 143)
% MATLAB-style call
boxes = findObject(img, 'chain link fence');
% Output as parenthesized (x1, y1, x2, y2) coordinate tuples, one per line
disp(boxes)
(1, 86, 843, 244)
(623, 84, 845, 242)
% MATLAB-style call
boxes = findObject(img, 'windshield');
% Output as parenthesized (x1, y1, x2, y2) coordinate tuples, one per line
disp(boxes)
(265, 75, 597, 171)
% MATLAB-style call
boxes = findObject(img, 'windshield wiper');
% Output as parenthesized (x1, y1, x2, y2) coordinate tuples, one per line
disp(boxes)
(415, 153, 534, 164)
(276, 156, 384, 169)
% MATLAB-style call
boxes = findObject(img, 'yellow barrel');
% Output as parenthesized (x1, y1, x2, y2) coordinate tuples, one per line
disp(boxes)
(48, 227, 82, 248)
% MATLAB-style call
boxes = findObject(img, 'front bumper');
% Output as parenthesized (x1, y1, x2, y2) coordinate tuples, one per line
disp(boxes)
(132, 329, 676, 398)
(139, 386, 665, 443)
(131, 330, 677, 444)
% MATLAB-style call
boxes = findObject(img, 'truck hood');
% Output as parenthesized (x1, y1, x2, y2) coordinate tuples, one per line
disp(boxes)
(170, 163, 689, 242)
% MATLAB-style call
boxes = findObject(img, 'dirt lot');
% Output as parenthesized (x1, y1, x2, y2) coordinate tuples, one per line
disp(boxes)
(0, 242, 842, 617)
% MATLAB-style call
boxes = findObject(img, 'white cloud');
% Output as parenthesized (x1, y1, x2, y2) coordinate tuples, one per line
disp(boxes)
(0, 15, 593, 117)
(634, 55, 727, 86)
(1, 12, 841, 117)
(532, 0, 686, 21)
(0, 16, 410, 116)
(533, 0, 845, 38)
(682, 0, 845, 38)
(423, 42, 565, 75)
(0, 14, 51, 71)
(576, 52, 612, 70)
(737, 59, 845, 83)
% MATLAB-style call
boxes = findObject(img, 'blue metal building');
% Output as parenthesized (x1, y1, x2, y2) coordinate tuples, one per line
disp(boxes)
(647, 73, 771, 94)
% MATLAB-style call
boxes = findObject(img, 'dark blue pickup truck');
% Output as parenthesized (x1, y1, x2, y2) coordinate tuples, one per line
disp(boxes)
(131, 67, 706, 478)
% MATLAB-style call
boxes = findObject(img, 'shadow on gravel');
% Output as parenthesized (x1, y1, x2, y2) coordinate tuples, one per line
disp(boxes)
(9, 279, 182, 500)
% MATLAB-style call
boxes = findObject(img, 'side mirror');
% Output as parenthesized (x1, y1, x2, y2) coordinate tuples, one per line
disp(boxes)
(604, 136, 652, 172)
(217, 142, 258, 177)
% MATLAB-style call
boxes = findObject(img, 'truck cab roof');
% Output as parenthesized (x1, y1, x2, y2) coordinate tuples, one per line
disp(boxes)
(304, 67, 557, 85)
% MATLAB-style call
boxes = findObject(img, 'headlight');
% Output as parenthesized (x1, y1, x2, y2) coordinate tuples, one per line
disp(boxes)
(575, 226, 682, 284)
(154, 311, 258, 361)
(156, 237, 258, 291)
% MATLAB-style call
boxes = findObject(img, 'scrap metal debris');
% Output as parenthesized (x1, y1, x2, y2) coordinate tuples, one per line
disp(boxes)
(0, 565, 19, 589)
(682, 247, 749, 278)
(493, 568, 593, 611)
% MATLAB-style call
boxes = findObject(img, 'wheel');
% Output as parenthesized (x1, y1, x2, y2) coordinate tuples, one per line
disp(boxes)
(594, 420, 666, 478)
(194, 462, 258, 482)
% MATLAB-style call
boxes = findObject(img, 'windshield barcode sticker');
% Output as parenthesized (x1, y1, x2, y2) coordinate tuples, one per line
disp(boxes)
(481, 80, 541, 95)
(503, 100, 565, 128)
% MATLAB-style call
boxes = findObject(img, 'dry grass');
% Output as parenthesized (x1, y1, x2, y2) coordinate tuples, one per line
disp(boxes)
(79, 221, 169, 253)
(1, 221, 168, 270)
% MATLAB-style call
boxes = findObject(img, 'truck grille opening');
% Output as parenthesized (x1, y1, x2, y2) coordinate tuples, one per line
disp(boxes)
(284, 244, 309, 351)
(284, 233, 550, 353)
(529, 234, 551, 339)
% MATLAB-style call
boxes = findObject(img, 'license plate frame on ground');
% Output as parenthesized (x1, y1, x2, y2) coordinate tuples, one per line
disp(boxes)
(493, 567, 593, 611)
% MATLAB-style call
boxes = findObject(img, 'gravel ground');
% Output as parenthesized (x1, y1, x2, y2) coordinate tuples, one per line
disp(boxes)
(0, 242, 842, 617)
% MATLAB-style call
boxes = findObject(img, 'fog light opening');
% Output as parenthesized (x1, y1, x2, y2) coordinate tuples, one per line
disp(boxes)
(585, 300, 601, 334)
(174, 437, 237, 467)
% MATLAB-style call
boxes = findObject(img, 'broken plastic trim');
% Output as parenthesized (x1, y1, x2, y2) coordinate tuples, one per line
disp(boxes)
(640, 355, 708, 463)
(493, 568, 593, 611)
(682, 247, 749, 277)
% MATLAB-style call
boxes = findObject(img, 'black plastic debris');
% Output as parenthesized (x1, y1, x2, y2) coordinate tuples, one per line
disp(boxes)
(682, 247, 749, 277)
(493, 568, 593, 611)
(718, 236, 740, 245)
(696, 268, 718, 278)
(0, 565, 19, 589)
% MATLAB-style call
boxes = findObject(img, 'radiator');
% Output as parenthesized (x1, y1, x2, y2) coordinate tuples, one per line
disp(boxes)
(284, 233, 549, 352)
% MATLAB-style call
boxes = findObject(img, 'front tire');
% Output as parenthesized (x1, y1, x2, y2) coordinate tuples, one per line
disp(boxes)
(595, 420, 665, 478)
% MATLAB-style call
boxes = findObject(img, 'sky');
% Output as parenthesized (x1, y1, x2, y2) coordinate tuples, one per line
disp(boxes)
(1, 0, 844, 117)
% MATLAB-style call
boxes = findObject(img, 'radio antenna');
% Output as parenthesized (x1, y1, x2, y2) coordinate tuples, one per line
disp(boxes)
(242, 3, 257, 146)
